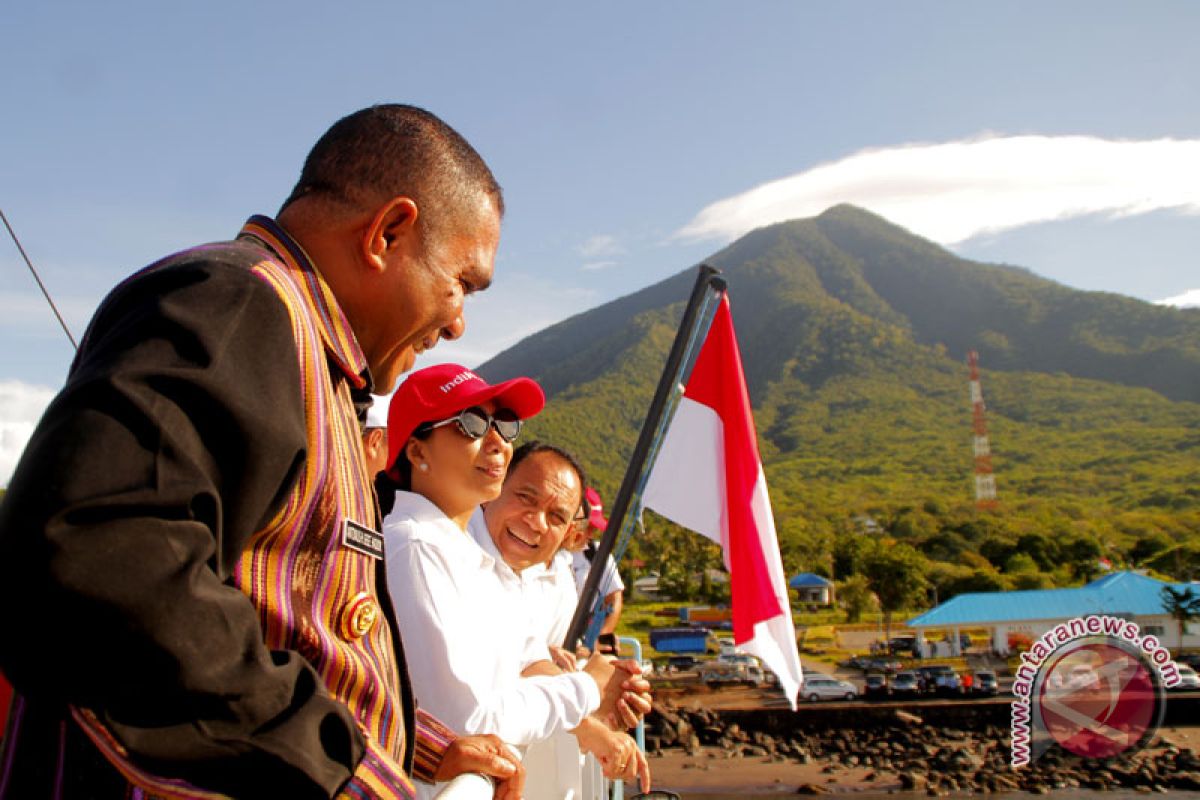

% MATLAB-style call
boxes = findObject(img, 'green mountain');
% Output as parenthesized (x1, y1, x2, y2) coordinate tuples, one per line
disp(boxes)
(479, 206, 1200, 593)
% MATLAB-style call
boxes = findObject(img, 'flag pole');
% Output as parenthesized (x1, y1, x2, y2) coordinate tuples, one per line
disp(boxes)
(564, 265, 727, 651)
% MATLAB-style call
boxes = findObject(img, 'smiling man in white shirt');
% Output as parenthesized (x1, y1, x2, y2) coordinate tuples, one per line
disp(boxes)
(476, 442, 651, 790)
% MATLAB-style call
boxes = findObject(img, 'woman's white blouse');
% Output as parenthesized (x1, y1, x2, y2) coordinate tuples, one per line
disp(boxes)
(383, 492, 600, 747)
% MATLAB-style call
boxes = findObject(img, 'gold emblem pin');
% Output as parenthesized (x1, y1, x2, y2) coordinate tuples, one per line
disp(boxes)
(341, 592, 378, 640)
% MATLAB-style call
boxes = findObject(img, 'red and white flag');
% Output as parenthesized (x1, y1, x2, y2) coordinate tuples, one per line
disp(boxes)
(642, 296, 803, 707)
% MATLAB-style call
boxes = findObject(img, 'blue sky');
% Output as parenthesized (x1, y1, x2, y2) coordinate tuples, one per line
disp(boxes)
(2, 1, 1199, 483)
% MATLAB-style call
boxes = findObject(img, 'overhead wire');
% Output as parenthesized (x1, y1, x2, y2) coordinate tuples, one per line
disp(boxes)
(0, 206, 78, 351)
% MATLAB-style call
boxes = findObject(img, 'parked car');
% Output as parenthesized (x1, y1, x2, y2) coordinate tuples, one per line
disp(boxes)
(844, 655, 869, 670)
(803, 676, 858, 702)
(862, 673, 890, 700)
(1179, 653, 1200, 671)
(891, 671, 921, 697)
(845, 655, 900, 674)
(1169, 665, 1200, 691)
(864, 657, 903, 675)
(969, 670, 999, 696)
(889, 636, 919, 656)
(667, 655, 701, 672)
(917, 664, 961, 695)
(935, 669, 961, 695)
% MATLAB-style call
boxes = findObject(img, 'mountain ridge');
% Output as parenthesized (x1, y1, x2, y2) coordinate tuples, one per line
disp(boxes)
(477, 205, 1200, 586)
(483, 205, 1200, 405)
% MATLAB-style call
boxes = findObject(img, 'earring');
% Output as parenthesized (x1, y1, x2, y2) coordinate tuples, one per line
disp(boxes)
(418, 463, 429, 472)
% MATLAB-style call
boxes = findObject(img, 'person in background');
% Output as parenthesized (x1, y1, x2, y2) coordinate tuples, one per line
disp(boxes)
(539, 510, 590, 672)
(566, 486, 627, 654)
(377, 366, 650, 796)
(363, 395, 391, 477)
(0, 104, 520, 799)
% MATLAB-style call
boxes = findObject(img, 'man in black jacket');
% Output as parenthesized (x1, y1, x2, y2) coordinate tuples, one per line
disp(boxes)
(0, 105, 522, 800)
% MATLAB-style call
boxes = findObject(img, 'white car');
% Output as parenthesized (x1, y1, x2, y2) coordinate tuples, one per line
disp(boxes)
(802, 675, 857, 702)
(1169, 665, 1200, 690)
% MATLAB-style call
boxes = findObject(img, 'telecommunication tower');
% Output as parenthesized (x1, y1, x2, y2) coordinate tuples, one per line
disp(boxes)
(968, 350, 998, 509)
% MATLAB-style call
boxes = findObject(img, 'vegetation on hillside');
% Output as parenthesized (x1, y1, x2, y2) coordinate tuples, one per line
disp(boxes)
(480, 206, 1200, 608)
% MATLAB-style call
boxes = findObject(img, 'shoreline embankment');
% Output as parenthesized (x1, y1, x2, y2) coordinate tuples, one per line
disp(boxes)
(645, 695, 1200, 795)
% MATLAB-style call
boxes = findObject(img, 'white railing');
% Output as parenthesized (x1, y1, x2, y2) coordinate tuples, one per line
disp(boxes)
(435, 637, 648, 800)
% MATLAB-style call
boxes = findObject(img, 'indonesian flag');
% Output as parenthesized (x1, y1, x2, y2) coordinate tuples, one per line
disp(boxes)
(642, 296, 803, 708)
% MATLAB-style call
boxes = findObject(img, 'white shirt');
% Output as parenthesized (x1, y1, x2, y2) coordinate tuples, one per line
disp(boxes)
(526, 549, 581, 649)
(494, 546, 591, 800)
(383, 493, 600, 748)
(571, 548, 625, 599)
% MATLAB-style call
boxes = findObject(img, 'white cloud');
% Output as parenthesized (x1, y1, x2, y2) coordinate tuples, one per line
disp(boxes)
(1157, 288, 1200, 308)
(0, 380, 55, 487)
(675, 135, 1200, 246)
(581, 260, 618, 272)
(577, 234, 624, 259)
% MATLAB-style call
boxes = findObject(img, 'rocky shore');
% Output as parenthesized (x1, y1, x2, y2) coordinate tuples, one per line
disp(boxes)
(645, 701, 1200, 795)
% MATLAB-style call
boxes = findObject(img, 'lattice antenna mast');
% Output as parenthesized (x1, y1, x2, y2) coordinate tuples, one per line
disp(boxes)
(968, 350, 998, 510)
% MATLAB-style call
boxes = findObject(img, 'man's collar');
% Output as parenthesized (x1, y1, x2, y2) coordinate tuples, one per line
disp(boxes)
(468, 509, 528, 582)
(238, 215, 370, 390)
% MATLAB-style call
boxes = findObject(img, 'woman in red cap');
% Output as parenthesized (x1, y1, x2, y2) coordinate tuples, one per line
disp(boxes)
(376, 364, 647, 797)
(375, 363, 544, 520)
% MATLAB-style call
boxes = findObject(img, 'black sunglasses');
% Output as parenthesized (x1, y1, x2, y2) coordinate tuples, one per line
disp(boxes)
(429, 406, 522, 443)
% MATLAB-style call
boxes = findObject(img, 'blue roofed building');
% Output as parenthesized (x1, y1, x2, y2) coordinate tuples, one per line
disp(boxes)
(788, 572, 833, 606)
(907, 571, 1200, 656)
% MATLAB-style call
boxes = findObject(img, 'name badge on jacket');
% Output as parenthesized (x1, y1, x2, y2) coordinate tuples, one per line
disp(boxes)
(342, 519, 385, 560)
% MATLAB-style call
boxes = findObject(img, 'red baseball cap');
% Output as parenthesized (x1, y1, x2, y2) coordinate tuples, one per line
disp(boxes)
(585, 486, 608, 532)
(385, 364, 545, 474)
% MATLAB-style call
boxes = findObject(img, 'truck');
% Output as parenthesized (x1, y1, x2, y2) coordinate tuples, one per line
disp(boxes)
(698, 660, 761, 687)
(678, 606, 733, 629)
(649, 626, 710, 653)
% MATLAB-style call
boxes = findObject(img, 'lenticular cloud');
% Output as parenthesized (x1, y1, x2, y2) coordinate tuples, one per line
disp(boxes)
(1157, 288, 1200, 309)
(675, 135, 1200, 246)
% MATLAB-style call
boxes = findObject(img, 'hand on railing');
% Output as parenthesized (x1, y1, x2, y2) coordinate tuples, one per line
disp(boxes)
(433, 734, 524, 800)
(432, 772, 495, 800)
(574, 718, 651, 793)
(609, 659, 653, 730)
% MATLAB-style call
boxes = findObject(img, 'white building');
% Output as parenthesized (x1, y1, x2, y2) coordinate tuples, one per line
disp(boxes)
(907, 571, 1200, 657)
